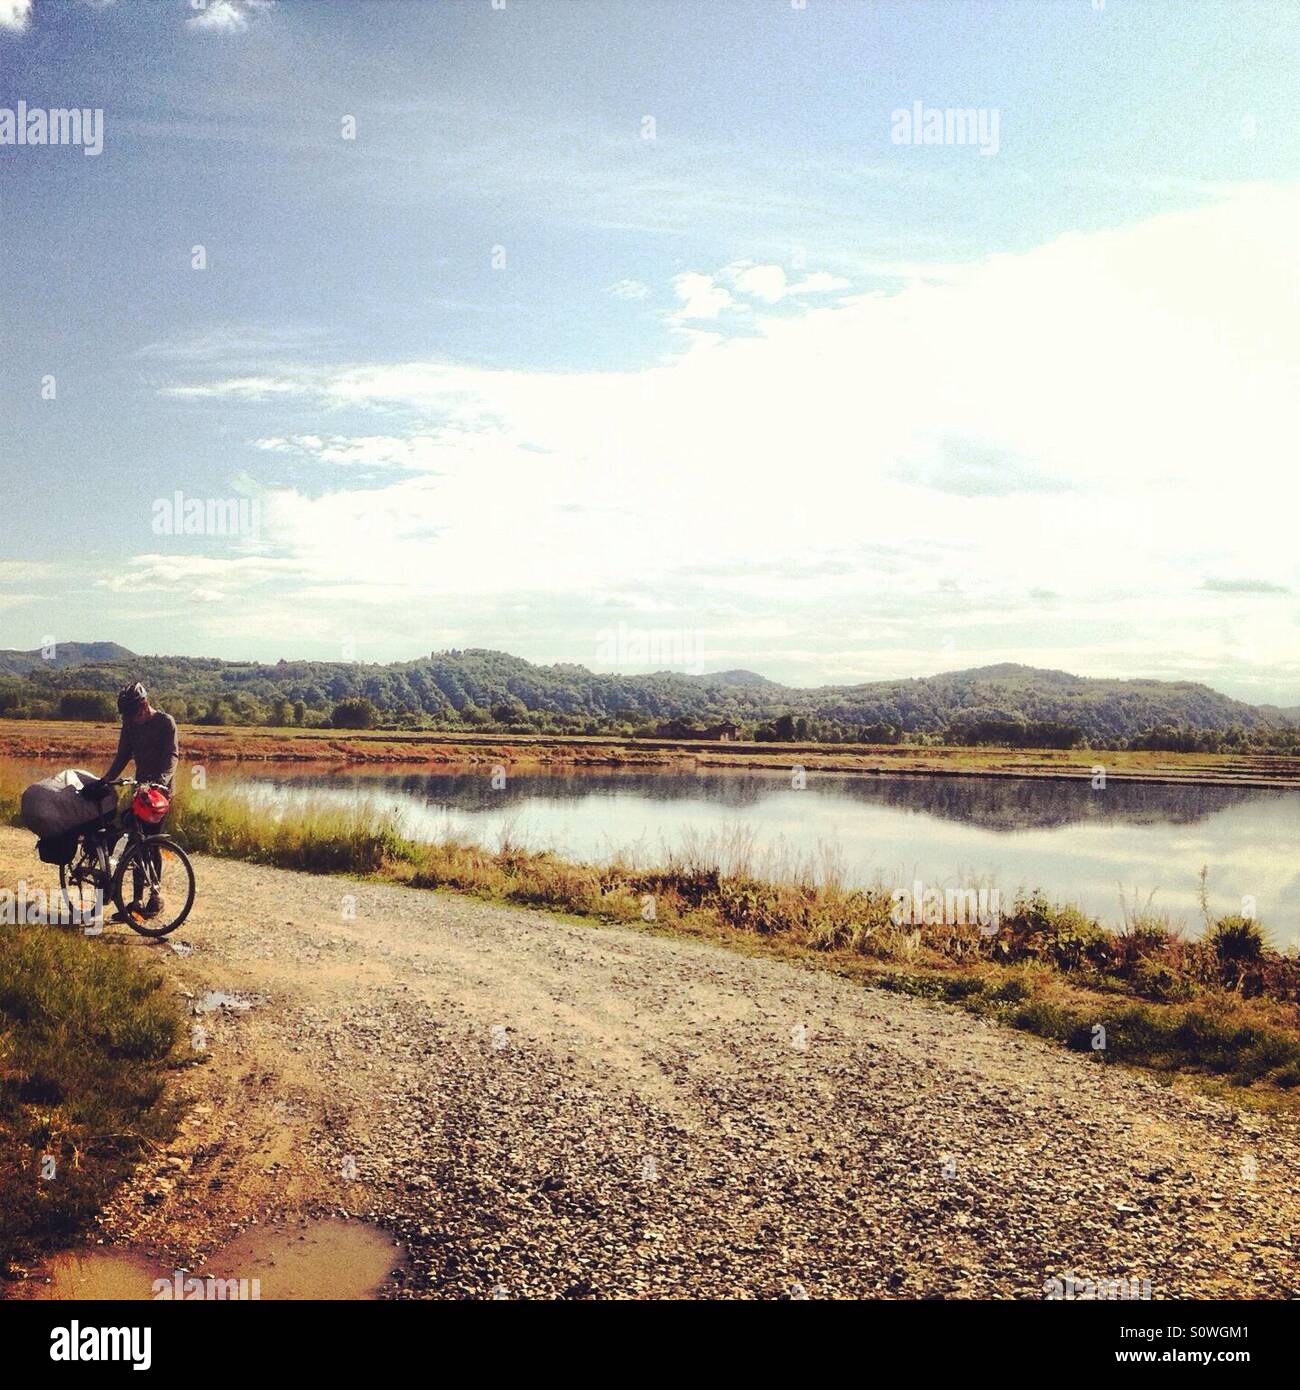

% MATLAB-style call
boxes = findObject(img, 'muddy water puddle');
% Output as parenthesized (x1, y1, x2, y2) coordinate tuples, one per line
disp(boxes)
(202, 1219, 401, 1299)
(8, 1219, 403, 1300)
(192, 989, 260, 1014)
(6, 1248, 160, 1300)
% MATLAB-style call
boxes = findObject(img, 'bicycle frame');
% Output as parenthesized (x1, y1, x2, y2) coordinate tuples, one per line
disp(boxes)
(66, 779, 163, 893)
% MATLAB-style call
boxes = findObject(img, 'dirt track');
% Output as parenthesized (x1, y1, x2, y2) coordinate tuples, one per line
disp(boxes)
(2, 825, 1297, 1300)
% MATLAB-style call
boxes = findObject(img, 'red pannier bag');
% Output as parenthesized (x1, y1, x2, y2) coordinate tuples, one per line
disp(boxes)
(131, 785, 171, 824)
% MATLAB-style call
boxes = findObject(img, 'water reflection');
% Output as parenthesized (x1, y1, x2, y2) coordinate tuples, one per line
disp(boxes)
(272, 767, 1270, 830)
(232, 766, 1300, 943)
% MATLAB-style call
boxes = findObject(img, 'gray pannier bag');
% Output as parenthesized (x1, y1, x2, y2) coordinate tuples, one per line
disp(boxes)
(21, 769, 117, 863)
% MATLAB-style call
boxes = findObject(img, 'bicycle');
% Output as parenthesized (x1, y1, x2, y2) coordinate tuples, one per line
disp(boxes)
(59, 778, 196, 938)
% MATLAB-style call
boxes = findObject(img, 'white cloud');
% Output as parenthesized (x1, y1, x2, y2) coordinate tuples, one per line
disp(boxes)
(186, 0, 273, 35)
(156, 188, 1300, 691)
(671, 261, 852, 318)
(1202, 577, 1289, 595)
(135, 324, 324, 364)
(608, 279, 649, 300)
(0, 0, 31, 32)
(161, 375, 307, 400)
(253, 434, 446, 471)
(0, 1, 270, 38)
(0, 560, 54, 583)
(892, 436, 1069, 497)
(728, 263, 788, 303)
(788, 270, 851, 295)
(97, 553, 308, 601)
(669, 271, 736, 321)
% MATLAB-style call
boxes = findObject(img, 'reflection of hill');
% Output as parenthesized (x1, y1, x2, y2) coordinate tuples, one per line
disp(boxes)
(257, 767, 1281, 832)
(272, 769, 780, 813)
(823, 774, 1268, 831)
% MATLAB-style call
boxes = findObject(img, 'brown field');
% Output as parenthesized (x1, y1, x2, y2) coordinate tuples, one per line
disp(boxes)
(1, 717, 1299, 786)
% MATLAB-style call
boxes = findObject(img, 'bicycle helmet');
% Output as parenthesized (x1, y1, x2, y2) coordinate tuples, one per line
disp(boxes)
(117, 682, 148, 717)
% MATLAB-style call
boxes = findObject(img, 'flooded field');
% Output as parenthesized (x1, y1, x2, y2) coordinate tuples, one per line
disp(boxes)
(229, 764, 1300, 943)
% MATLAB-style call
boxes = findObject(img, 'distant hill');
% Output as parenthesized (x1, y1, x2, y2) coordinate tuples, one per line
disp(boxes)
(0, 641, 136, 675)
(0, 644, 1292, 751)
(692, 669, 779, 688)
(808, 663, 1282, 750)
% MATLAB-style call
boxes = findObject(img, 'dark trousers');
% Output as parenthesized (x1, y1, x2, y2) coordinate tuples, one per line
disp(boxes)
(122, 810, 166, 900)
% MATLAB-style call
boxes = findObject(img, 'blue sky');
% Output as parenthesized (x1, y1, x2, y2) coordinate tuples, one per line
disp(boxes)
(2, 0, 1299, 700)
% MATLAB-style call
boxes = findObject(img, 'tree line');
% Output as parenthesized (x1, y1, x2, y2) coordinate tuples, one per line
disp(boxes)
(0, 649, 1294, 752)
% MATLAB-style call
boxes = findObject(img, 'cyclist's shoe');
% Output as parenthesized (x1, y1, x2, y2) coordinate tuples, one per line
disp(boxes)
(110, 900, 142, 924)
(141, 891, 164, 920)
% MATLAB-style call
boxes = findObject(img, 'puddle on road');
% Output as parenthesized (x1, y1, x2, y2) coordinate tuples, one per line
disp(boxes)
(8, 1220, 403, 1301)
(205, 1219, 402, 1299)
(193, 989, 258, 1014)
(6, 1248, 160, 1300)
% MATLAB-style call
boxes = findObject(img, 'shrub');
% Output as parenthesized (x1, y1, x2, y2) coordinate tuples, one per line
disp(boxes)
(57, 691, 118, 721)
(331, 697, 379, 730)
(713, 880, 789, 935)
(1011, 1000, 1076, 1041)
(1207, 915, 1266, 965)
(987, 975, 1031, 1003)
(1001, 894, 1110, 971)
(1130, 957, 1198, 1003)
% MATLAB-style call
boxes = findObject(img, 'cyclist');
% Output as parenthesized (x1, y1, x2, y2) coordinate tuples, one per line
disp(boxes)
(83, 682, 179, 920)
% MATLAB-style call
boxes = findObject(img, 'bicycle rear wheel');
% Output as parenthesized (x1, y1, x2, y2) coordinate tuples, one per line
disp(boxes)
(112, 836, 196, 937)
(59, 839, 107, 928)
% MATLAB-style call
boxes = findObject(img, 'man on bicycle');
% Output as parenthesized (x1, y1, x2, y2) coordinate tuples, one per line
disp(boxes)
(85, 682, 178, 920)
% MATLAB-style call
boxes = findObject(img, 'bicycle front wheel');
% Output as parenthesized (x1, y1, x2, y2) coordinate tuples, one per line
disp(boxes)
(112, 836, 196, 937)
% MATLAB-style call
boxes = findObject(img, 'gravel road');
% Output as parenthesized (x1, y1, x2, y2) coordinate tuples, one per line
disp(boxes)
(2, 826, 1296, 1300)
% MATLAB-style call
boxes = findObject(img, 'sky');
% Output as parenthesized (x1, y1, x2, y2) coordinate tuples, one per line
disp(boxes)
(1, 0, 1299, 702)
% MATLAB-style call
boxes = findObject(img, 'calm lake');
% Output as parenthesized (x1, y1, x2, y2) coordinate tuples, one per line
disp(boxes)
(227, 766, 1300, 946)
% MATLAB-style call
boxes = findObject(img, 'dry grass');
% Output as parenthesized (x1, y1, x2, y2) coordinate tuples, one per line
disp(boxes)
(0, 924, 186, 1265)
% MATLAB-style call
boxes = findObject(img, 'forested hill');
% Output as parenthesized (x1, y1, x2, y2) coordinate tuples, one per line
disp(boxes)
(0, 641, 135, 675)
(0, 646, 1292, 751)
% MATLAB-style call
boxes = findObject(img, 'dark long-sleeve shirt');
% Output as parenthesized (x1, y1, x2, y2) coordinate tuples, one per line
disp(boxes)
(104, 711, 179, 789)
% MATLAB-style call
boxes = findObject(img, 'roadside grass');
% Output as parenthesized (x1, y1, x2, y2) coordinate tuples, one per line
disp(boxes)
(0, 767, 187, 1265)
(172, 784, 407, 874)
(0, 923, 186, 1267)
(3, 764, 1299, 1101)
(872, 966, 1300, 1093)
